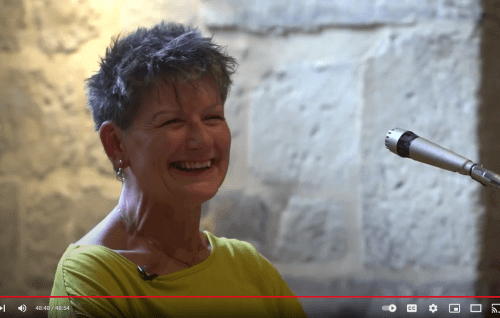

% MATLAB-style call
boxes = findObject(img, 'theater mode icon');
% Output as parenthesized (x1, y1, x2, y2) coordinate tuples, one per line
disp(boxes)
(470, 304, 482, 313)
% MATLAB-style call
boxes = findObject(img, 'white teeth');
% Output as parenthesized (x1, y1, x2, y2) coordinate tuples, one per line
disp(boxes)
(176, 160, 212, 169)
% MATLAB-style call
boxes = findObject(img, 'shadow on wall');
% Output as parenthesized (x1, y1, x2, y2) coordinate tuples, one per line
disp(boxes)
(478, 0, 500, 303)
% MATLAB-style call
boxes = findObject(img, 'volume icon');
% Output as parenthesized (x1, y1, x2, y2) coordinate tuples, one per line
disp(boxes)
(18, 304, 26, 312)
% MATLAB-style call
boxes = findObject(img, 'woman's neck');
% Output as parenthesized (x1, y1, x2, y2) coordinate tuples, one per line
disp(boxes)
(115, 189, 204, 262)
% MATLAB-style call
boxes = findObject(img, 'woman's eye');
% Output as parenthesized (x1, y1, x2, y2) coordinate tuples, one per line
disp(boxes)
(161, 119, 182, 126)
(206, 116, 224, 120)
(161, 116, 224, 126)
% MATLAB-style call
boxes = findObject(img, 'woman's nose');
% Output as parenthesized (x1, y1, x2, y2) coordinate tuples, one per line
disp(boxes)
(186, 121, 213, 149)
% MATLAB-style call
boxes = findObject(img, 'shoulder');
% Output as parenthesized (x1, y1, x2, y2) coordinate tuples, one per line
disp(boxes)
(53, 244, 135, 296)
(208, 232, 282, 278)
(208, 232, 259, 255)
(51, 245, 131, 317)
(61, 244, 121, 269)
(208, 232, 263, 267)
(208, 233, 301, 298)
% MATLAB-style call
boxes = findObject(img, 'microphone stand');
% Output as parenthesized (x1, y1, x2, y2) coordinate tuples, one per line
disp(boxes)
(470, 164, 500, 189)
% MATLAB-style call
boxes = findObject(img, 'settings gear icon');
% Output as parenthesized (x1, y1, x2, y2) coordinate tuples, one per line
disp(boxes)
(429, 304, 438, 313)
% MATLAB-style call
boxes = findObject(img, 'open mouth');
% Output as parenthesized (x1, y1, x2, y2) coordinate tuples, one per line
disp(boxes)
(170, 160, 214, 173)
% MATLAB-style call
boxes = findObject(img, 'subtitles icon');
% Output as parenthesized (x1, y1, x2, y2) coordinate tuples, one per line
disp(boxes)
(407, 304, 417, 312)
(449, 304, 460, 313)
(382, 304, 397, 313)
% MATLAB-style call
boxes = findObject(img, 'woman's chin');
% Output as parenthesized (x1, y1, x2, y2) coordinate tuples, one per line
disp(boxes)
(178, 184, 219, 203)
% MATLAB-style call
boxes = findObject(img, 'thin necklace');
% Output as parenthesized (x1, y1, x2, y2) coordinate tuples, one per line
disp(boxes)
(118, 208, 202, 267)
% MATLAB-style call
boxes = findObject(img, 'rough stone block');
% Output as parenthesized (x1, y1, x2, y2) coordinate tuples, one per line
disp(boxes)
(23, 248, 59, 292)
(25, 192, 71, 255)
(283, 276, 328, 296)
(362, 24, 482, 269)
(122, 0, 200, 33)
(0, 181, 20, 293)
(70, 188, 119, 244)
(250, 61, 360, 188)
(33, 0, 98, 55)
(0, 182, 20, 262)
(19, 187, 117, 296)
(0, 70, 81, 179)
(0, 0, 25, 52)
(225, 84, 246, 139)
(274, 196, 348, 263)
(0, 70, 41, 165)
(415, 280, 476, 296)
(205, 190, 270, 253)
(201, 0, 481, 32)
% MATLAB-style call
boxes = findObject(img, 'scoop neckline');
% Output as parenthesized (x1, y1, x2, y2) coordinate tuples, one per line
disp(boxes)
(69, 230, 215, 278)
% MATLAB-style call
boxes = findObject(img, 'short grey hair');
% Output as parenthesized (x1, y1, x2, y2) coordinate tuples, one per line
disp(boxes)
(85, 21, 238, 134)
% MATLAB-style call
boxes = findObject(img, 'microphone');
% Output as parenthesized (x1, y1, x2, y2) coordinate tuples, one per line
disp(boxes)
(138, 266, 158, 281)
(385, 128, 500, 189)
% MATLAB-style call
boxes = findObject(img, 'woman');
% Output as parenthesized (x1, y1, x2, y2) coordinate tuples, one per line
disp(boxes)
(49, 21, 308, 317)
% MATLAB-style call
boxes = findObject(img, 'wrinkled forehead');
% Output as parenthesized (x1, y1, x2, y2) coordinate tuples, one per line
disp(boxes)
(139, 75, 220, 110)
(131, 75, 220, 119)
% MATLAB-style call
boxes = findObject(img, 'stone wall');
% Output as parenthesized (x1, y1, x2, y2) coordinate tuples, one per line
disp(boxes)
(1, 0, 496, 317)
(0, 0, 122, 316)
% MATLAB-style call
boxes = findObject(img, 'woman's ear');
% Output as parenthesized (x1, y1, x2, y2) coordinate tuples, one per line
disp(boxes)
(99, 121, 126, 166)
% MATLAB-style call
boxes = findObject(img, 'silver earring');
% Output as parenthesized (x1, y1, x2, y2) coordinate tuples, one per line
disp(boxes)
(116, 159, 125, 182)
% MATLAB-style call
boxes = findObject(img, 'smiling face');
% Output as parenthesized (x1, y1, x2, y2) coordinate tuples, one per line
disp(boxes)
(121, 75, 231, 207)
